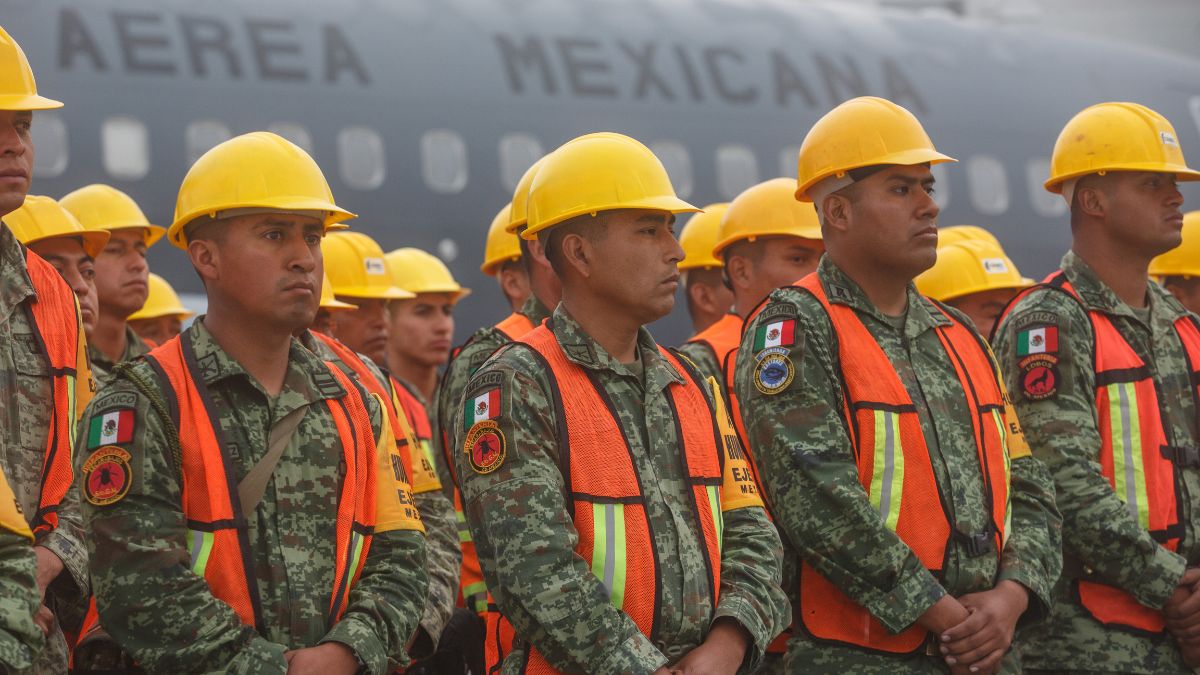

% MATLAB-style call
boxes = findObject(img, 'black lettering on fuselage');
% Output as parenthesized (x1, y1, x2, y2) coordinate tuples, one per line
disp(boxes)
(246, 19, 306, 82)
(114, 11, 176, 75)
(59, 8, 107, 71)
(180, 15, 241, 78)
(494, 34, 557, 95)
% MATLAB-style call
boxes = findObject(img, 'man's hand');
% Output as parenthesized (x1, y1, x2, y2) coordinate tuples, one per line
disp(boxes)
(1165, 568, 1200, 642)
(939, 580, 1029, 675)
(284, 642, 359, 675)
(916, 594, 970, 635)
(671, 619, 750, 675)
(33, 546, 64, 599)
(33, 605, 54, 637)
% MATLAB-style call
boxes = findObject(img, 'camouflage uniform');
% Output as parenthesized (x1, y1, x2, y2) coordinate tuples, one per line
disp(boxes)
(87, 325, 149, 386)
(994, 251, 1199, 674)
(454, 307, 791, 673)
(0, 226, 90, 674)
(675, 313, 742, 389)
(0, 467, 42, 672)
(302, 330, 460, 654)
(736, 256, 1061, 674)
(79, 320, 429, 674)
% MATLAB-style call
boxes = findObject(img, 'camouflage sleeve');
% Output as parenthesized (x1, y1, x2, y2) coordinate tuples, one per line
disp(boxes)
(78, 376, 290, 673)
(435, 332, 502, 500)
(676, 340, 724, 388)
(994, 291, 1185, 609)
(713, 503, 789, 665)
(411, 485, 459, 652)
(324, 391, 429, 674)
(734, 291, 945, 634)
(0, 471, 42, 672)
(455, 354, 669, 674)
(1000, 453, 1062, 623)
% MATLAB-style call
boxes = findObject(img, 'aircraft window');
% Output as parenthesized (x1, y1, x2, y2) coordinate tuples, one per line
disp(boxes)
(338, 126, 387, 191)
(716, 144, 759, 200)
(651, 141, 694, 200)
(421, 130, 469, 194)
(186, 120, 232, 165)
(1027, 159, 1067, 218)
(102, 117, 150, 180)
(267, 123, 314, 154)
(966, 155, 1008, 216)
(31, 112, 68, 178)
(499, 133, 544, 193)
(437, 238, 459, 262)
(779, 146, 800, 178)
(931, 163, 951, 209)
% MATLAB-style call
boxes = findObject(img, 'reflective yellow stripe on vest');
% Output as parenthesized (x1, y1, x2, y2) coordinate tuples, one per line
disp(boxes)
(590, 502, 628, 610)
(457, 509, 472, 544)
(869, 410, 905, 531)
(187, 529, 215, 576)
(707, 485, 724, 551)
(991, 409, 1013, 544)
(1108, 382, 1150, 529)
(463, 581, 488, 613)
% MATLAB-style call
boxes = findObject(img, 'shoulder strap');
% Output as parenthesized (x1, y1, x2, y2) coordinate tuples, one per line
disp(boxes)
(236, 405, 308, 513)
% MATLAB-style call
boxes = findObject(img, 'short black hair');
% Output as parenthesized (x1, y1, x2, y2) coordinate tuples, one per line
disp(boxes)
(541, 213, 610, 277)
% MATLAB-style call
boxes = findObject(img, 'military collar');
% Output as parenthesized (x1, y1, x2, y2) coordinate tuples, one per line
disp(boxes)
(520, 294, 552, 326)
(1058, 251, 1186, 324)
(0, 224, 36, 317)
(185, 318, 347, 405)
(89, 325, 152, 372)
(548, 305, 684, 389)
(817, 256, 951, 338)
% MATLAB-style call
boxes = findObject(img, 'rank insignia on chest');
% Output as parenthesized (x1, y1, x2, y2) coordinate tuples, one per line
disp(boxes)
(83, 446, 132, 506)
(464, 420, 506, 474)
(87, 409, 135, 449)
(754, 318, 796, 351)
(1016, 325, 1058, 357)
(463, 386, 501, 431)
(754, 349, 795, 395)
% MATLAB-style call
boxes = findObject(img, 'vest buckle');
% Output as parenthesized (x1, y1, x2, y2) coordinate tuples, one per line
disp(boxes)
(1161, 444, 1200, 469)
(954, 530, 994, 558)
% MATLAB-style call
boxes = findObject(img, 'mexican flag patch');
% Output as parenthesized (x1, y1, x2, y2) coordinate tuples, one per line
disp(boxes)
(754, 318, 795, 351)
(464, 388, 501, 430)
(1017, 326, 1058, 356)
(88, 409, 134, 449)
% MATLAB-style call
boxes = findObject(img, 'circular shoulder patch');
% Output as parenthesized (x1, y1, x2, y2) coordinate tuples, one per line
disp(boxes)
(463, 420, 507, 475)
(1020, 355, 1059, 401)
(754, 351, 795, 395)
(83, 446, 132, 506)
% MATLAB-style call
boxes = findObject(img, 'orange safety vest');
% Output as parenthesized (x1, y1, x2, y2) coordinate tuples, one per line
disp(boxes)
(1012, 273, 1197, 634)
(785, 275, 1011, 654)
(685, 313, 742, 377)
(23, 247, 84, 537)
(147, 333, 379, 629)
(512, 324, 725, 674)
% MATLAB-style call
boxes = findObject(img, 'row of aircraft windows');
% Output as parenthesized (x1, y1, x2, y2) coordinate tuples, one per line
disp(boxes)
(30, 115, 1070, 219)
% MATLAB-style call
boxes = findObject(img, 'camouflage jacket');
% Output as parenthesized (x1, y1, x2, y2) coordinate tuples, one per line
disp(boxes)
(303, 330, 460, 654)
(676, 312, 743, 390)
(994, 250, 1199, 673)
(0, 225, 91, 674)
(79, 320, 429, 674)
(87, 324, 149, 387)
(454, 306, 790, 674)
(735, 256, 1061, 674)
(0, 466, 42, 672)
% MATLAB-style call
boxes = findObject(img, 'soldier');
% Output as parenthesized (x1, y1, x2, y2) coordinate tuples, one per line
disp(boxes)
(0, 466, 42, 673)
(1150, 210, 1200, 315)
(60, 184, 165, 384)
(312, 271, 358, 336)
(736, 97, 1061, 673)
(676, 203, 734, 336)
(455, 132, 789, 673)
(78, 131, 429, 673)
(383, 247, 469, 404)
(482, 204, 531, 313)
(994, 102, 1200, 673)
(317, 231, 462, 664)
(914, 226, 1033, 340)
(433, 158, 563, 673)
(127, 273, 194, 347)
(5, 196, 108, 340)
(0, 25, 94, 675)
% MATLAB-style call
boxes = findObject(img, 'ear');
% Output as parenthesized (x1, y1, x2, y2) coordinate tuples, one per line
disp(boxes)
(560, 232, 592, 278)
(725, 254, 751, 291)
(689, 278, 720, 316)
(188, 239, 219, 285)
(822, 193, 852, 234)
(1075, 184, 1108, 219)
(498, 266, 529, 307)
(525, 237, 553, 271)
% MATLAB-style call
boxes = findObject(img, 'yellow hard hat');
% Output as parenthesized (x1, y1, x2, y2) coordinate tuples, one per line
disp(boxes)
(713, 178, 823, 258)
(322, 231, 414, 300)
(481, 204, 522, 276)
(916, 238, 1033, 302)
(0, 26, 61, 110)
(1150, 211, 1200, 278)
(935, 225, 1001, 248)
(168, 131, 355, 248)
(59, 184, 166, 247)
(523, 132, 698, 239)
(128, 273, 194, 321)
(5, 195, 109, 258)
(386, 247, 471, 301)
(678, 204, 729, 271)
(319, 271, 358, 311)
(796, 96, 956, 202)
(1045, 102, 1200, 194)
(507, 155, 549, 234)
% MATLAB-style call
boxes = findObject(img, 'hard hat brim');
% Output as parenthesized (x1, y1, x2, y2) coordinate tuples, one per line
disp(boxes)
(0, 94, 64, 111)
(168, 201, 356, 249)
(129, 307, 196, 321)
(504, 217, 527, 235)
(934, 277, 1035, 303)
(481, 255, 520, 276)
(521, 195, 700, 240)
(333, 285, 416, 301)
(319, 298, 359, 311)
(796, 149, 957, 202)
(1044, 163, 1200, 193)
(25, 229, 111, 260)
(711, 226, 824, 259)
(102, 223, 168, 248)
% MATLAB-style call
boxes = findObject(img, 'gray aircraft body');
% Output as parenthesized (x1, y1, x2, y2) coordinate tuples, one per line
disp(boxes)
(4, 0, 1200, 345)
